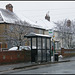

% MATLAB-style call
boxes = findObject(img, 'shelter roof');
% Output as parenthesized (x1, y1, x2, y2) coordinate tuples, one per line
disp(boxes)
(24, 32, 51, 38)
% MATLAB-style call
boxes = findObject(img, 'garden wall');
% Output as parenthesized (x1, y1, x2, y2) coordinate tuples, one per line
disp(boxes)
(61, 48, 75, 57)
(0, 50, 31, 65)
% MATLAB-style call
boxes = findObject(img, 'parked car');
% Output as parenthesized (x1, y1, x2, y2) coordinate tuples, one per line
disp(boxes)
(8, 46, 31, 51)
(20, 46, 31, 50)
(32, 46, 36, 49)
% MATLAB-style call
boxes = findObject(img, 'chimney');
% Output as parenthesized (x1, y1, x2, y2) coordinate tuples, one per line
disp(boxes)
(45, 11, 50, 22)
(6, 4, 13, 12)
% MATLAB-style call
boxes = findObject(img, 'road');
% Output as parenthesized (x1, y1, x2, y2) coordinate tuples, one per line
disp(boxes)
(3, 60, 75, 74)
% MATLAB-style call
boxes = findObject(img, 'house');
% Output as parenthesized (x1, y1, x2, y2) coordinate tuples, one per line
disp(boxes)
(0, 4, 47, 50)
(0, 4, 23, 49)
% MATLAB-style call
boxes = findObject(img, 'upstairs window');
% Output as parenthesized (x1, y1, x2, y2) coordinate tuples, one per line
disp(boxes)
(39, 29, 43, 34)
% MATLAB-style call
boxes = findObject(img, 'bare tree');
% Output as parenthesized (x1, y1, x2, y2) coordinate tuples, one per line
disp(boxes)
(54, 19, 75, 49)
(4, 20, 34, 50)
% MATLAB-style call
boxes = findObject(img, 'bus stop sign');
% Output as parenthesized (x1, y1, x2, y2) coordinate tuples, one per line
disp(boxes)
(48, 29, 54, 37)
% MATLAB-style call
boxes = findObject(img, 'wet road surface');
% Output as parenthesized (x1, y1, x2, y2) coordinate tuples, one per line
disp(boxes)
(6, 60, 75, 74)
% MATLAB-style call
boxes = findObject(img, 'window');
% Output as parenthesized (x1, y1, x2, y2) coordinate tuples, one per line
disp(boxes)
(39, 29, 43, 34)
(9, 25, 14, 31)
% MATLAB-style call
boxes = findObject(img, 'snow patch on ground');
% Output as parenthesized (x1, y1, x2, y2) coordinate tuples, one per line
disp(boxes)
(59, 55, 63, 58)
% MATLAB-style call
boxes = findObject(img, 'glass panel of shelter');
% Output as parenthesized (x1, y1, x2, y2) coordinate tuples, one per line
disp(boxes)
(42, 38, 46, 62)
(32, 38, 36, 49)
(47, 39, 50, 61)
(37, 37, 51, 62)
(31, 37, 37, 62)
(38, 37, 41, 62)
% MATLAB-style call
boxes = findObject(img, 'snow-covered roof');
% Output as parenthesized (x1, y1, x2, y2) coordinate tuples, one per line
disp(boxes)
(0, 8, 21, 24)
(20, 17, 45, 29)
(0, 8, 46, 30)
(17, 14, 56, 30)
(33, 18, 56, 30)
(26, 18, 56, 30)
(0, 8, 56, 30)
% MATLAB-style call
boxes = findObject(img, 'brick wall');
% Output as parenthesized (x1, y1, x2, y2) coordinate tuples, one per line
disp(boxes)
(61, 48, 75, 57)
(0, 50, 31, 65)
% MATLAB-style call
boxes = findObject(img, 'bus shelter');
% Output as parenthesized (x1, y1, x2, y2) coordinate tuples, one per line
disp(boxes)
(24, 33, 51, 63)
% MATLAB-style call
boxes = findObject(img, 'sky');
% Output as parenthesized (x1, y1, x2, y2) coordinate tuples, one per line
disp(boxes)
(0, 1, 75, 23)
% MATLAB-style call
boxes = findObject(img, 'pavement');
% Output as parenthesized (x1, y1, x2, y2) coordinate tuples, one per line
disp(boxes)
(0, 55, 75, 73)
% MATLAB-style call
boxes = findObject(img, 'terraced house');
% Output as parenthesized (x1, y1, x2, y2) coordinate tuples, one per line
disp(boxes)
(0, 4, 47, 50)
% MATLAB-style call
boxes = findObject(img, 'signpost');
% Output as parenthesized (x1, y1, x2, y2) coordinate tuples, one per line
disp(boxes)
(48, 29, 55, 58)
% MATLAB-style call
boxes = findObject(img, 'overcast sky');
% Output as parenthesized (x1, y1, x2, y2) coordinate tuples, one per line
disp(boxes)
(0, 1, 75, 23)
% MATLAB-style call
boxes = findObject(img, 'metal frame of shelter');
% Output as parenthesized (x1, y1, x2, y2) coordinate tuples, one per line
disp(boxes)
(24, 33, 51, 63)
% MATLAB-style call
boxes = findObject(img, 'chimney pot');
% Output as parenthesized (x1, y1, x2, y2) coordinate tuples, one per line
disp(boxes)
(6, 4, 13, 12)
